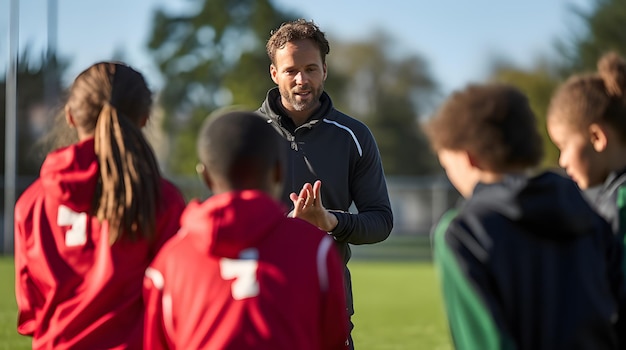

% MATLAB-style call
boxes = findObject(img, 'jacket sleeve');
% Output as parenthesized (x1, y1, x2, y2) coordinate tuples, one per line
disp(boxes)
(608, 231, 626, 348)
(14, 213, 36, 336)
(329, 127, 393, 245)
(143, 266, 172, 350)
(14, 195, 45, 337)
(607, 186, 626, 347)
(432, 210, 515, 350)
(319, 236, 350, 350)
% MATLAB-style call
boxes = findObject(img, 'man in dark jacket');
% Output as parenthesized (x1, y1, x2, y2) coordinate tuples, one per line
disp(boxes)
(257, 19, 393, 349)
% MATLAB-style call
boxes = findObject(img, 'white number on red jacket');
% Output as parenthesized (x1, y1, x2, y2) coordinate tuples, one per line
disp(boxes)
(57, 205, 88, 247)
(219, 248, 259, 300)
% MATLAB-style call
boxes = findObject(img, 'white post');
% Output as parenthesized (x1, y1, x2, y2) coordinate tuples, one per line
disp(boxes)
(45, 0, 58, 106)
(4, 0, 19, 254)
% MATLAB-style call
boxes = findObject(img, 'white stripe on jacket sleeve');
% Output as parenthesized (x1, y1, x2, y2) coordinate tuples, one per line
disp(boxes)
(323, 119, 363, 157)
(317, 236, 334, 292)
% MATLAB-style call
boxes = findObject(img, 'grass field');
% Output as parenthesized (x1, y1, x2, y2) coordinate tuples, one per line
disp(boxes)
(0, 253, 452, 349)
(349, 261, 452, 349)
(0, 257, 31, 350)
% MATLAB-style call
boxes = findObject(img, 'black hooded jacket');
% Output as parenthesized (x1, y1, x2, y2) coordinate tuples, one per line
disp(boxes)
(433, 171, 626, 349)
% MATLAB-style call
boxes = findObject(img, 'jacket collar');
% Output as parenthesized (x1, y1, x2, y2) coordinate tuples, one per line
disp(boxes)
(594, 166, 626, 203)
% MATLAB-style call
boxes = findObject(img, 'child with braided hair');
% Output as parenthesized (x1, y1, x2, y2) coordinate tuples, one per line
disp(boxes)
(14, 61, 186, 349)
(143, 110, 348, 350)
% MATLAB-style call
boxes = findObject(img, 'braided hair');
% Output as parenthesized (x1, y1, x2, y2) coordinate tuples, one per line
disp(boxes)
(65, 62, 161, 243)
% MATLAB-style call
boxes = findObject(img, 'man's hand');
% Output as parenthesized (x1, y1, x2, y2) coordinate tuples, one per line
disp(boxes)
(289, 180, 338, 232)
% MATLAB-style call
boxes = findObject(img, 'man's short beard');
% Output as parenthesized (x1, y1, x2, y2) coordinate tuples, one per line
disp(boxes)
(290, 99, 311, 111)
(282, 86, 322, 112)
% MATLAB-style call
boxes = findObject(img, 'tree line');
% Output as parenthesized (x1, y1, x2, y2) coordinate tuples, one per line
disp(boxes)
(1, 0, 625, 184)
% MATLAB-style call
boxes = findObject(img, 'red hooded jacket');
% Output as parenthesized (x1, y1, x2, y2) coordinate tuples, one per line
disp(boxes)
(14, 138, 186, 349)
(143, 190, 348, 350)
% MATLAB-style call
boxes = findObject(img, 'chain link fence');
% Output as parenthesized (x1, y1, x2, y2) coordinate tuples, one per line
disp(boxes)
(1, 175, 460, 259)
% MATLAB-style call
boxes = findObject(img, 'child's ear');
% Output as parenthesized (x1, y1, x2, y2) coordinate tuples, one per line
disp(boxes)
(140, 115, 148, 127)
(466, 150, 482, 170)
(196, 163, 214, 191)
(589, 123, 608, 152)
(270, 161, 285, 199)
(65, 105, 76, 127)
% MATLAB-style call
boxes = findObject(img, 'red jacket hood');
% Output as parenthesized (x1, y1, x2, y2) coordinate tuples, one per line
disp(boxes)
(181, 190, 287, 258)
(40, 138, 99, 212)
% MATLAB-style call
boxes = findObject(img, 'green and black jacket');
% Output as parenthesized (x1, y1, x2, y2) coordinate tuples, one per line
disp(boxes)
(588, 168, 626, 276)
(433, 172, 625, 350)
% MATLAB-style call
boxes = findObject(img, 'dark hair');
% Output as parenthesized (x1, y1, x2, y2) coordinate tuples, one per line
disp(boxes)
(197, 110, 285, 189)
(548, 51, 626, 140)
(266, 19, 330, 65)
(66, 61, 161, 243)
(425, 83, 543, 172)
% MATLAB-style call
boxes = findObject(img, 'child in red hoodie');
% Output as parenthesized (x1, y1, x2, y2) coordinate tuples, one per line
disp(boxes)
(143, 110, 348, 350)
(14, 62, 186, 349)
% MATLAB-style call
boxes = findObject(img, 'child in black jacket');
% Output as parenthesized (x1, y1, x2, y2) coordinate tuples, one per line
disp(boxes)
(426, 83, 626, 349)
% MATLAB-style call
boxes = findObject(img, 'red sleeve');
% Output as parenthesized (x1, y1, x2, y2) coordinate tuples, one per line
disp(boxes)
(143, 266, 171, 350)
(319, 236, 350, 350)
(14, 190, 43, 336)
(15, 212, 35, 336)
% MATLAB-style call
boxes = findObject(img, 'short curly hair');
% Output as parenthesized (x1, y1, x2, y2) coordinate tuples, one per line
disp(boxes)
(266, 19, 330, 65)
(548, 51, 626, 141)
(425, 83, 543, 172)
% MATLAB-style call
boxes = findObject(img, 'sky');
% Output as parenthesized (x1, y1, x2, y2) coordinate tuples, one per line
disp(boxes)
(1, 0, 592, 96)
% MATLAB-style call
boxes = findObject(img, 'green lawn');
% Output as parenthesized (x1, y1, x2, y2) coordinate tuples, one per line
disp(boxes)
(350, 261, 451, 349)
(0, 256, 451, 350)
(0, 257, 31, 350)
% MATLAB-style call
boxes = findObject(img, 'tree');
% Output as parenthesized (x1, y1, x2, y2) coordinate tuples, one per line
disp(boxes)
(483, 0, 626, 170)
(0, 49, 68, 177)
(146, 0, 296, 174)
(0, 49, 69, 215)
(327, 32, 440, 175)
(147, 1, 441, 176)
(558, 0, 626, 74)
(489, 58, 561, 168)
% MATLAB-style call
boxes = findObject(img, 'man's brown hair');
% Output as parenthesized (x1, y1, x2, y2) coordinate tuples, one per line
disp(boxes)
(266, 19, 330, 65)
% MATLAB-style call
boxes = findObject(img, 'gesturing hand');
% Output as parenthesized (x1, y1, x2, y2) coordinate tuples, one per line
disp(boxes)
(289, 180, 338, 232)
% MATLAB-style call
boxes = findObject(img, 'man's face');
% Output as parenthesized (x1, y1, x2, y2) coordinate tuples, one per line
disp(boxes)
(270, 39, 327, 116)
